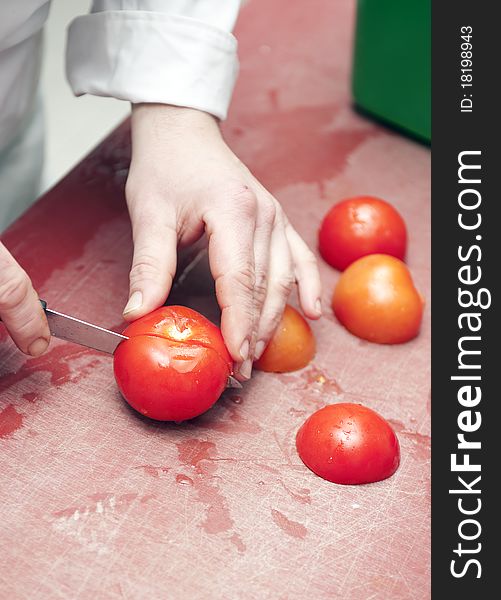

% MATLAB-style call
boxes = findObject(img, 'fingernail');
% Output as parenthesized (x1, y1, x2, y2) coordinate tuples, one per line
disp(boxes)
(315, 299, 322, 316)
(254, 340, 266, 360)
(239, 358, 252, 380)
(28, 337, 49, 357)
(123, 291, 142, 315)
(239, 339, 250, 361)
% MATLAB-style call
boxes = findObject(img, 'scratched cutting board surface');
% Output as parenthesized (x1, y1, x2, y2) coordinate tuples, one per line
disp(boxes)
(0, 1, 430, 598)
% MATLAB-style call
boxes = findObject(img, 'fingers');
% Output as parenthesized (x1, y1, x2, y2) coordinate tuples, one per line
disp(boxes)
(123, 203, 178, 320)
(250, 196, 275, 360)
(254, 217, 294, 360)
(285, 223, 322, 319)
(0, 243, 50, 356)
(205, 187, 257, 380)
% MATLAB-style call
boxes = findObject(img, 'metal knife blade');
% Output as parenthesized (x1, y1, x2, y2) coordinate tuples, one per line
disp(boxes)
(44, 307, 128, 354)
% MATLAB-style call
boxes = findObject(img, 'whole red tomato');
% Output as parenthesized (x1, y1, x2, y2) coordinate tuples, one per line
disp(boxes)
(254, 304, 316, 373)
(113, 306, 232, 421)
(332, 254, 424, 344)
(319, 196, 407, 271)
(296, 403, 400, 484)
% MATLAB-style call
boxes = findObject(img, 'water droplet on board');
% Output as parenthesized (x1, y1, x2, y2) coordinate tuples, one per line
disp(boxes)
(176, 474, 194, 486)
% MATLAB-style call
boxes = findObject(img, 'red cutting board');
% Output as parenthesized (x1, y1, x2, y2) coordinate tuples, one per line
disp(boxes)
(0, 1, 430, 598)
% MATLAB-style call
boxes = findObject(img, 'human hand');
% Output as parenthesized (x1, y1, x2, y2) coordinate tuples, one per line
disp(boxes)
(0, 242, 50, 356)
(124, 104, 322, 380)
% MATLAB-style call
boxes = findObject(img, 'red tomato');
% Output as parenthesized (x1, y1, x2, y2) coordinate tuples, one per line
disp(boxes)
(113, 306, 232, 421)
(318, 196, 407, 271)
(296, 403, 400, 484)
(254, 304, 316, 373)
(332, 254, 424, 344)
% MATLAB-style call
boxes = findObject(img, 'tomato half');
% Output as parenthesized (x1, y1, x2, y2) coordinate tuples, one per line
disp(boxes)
(113, 306, 232, 421)
(332, 254, 424, 344)
(318, 196, 407, 271)
(296, 403, 400, 484)
(254, 304, 316, 373)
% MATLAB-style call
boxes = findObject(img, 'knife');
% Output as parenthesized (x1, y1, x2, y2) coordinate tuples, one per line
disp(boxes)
(40, 300, 128, 355)
(1, 300, 242, 389)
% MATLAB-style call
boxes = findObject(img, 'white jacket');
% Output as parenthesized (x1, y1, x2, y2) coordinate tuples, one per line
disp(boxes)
(0, 0, 241, 152)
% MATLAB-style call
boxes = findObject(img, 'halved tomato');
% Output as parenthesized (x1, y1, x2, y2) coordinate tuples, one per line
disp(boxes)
(296, 403, 400, 484)
(254, 305, 316, 373)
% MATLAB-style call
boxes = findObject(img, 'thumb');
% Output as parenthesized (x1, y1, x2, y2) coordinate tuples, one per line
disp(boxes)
(123, 212, 178, 321)
(0, 243, 50, 356)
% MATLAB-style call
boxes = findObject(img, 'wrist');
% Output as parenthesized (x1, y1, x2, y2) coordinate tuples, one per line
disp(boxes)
(131, 103, 220, 135)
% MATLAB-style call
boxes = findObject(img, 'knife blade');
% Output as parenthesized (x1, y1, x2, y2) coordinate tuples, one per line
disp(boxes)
(43, 305, 128, 355)
(1, 300, 241, 389)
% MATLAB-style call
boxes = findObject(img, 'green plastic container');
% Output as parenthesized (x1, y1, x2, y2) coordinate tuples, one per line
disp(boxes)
(352, 0, 431, 143)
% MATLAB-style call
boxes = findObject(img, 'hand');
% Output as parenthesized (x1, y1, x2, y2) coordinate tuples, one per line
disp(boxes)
(0, 242, 50, 356)
(124, 104, 322, 380)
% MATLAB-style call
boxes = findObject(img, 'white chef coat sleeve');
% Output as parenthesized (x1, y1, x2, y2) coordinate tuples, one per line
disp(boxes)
(66, 0, 241, 120)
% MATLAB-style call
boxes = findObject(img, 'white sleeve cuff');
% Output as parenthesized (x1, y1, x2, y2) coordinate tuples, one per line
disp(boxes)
(66, 11, 239, 120)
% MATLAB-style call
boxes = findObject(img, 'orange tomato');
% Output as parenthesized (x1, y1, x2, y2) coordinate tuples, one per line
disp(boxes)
(332, 254, 424, 344)
(254, 305, 316, 372)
